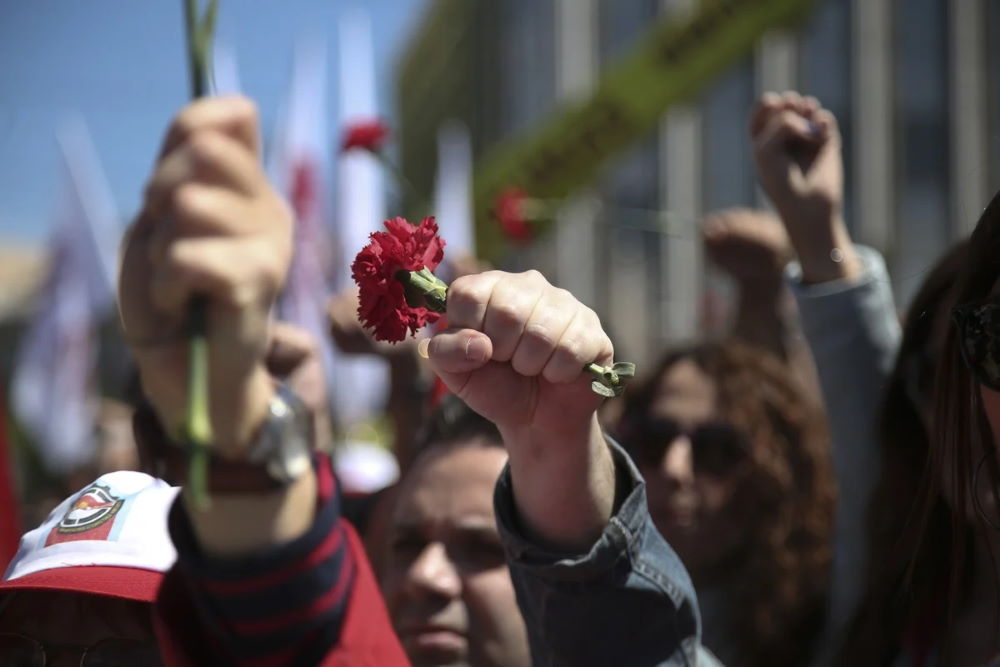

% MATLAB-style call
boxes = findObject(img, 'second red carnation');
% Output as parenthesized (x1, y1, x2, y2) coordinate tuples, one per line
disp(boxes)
(341, 120, 390, 153)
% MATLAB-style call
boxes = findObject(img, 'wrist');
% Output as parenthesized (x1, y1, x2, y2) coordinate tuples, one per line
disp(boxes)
(206, 365, 276, 456)
(504, 417, 614, 552)
(780, 212, 861, 284)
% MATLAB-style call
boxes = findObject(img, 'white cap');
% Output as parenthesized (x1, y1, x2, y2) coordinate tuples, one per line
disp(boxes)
(1, 470, 179, 602)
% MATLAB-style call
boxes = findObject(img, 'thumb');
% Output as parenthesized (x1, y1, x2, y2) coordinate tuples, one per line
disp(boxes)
(425, 328, 494, 386)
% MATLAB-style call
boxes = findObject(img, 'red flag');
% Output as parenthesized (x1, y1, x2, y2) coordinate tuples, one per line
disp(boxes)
(0, 390, 24, 572)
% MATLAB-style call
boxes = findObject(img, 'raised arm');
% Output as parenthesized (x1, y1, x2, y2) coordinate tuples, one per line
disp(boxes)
(750, 91, 901, 658)
(121, 96, 404, 665)
(425, 270, 706, 666)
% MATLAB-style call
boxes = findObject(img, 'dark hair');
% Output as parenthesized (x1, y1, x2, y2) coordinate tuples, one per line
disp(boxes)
(839, 240, 969, 663)
(918, 191, 1000, 652)
(616, 340, 834, 667)
(411, 394, 503, 460)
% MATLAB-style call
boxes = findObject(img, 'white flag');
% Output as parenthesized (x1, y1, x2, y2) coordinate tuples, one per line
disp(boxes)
(11, 118, 120, 473)
(331, 9, 389, 429)
(434, 120, 475, 282)
(268, 35, 340, 424)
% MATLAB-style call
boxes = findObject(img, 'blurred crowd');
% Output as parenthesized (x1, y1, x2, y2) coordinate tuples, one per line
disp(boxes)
(1, 88, 999, 667)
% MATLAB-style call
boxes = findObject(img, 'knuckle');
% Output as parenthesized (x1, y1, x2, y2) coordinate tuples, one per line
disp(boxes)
(447, 276, 477, 308)
(187, 131, 222, 167)
(554, 333, 586, 364)
(171, 110, 196, 140)
(521, 321, 556, 349)
(172, 183, 205, 219)
(553, 286, 575, 305)
(488, 301, 523, 329)
(162, 240, 191, 273)
(521, 268, 547, 284)
(230, 95, 259, 125)
(448, 273, 474, 296)
(170, 104, 205, 143)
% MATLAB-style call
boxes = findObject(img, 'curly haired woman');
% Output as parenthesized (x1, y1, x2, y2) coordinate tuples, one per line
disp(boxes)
(615, 341, 835, 666)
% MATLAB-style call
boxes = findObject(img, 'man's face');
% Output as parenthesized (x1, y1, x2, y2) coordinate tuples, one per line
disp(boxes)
(381, 442, 530, 667)
(0, 590, 157, 666)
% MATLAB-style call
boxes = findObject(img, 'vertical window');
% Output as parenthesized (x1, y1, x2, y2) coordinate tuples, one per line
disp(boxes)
(893, 0, 950, 304)
(701, 59, 756, 213)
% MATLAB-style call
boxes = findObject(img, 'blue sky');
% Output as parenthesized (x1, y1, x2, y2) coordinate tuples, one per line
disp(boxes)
(0, 0, 428, 243)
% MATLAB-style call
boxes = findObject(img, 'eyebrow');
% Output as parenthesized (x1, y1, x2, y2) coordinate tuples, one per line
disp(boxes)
(391, 517, 500, 538)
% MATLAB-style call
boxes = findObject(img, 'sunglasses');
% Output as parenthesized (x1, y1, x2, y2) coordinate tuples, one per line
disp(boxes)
(0, 633, 162, 667)
(622, 417, 749, 477)
(952, 302, 1000, 392)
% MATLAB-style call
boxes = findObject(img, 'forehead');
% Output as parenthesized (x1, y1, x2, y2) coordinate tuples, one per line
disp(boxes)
(650, 359, 717, 423)
(394, 443, 508, 524)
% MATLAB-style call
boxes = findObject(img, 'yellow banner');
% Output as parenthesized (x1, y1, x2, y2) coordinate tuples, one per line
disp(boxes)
(473, 0, 814, 260)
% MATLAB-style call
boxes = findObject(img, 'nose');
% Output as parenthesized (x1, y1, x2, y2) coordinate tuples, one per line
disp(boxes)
(661, 436, 694, 488)
(405, 542, 462, 601)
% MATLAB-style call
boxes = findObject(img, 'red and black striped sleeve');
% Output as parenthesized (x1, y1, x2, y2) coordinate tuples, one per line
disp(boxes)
(154, 455, 407, 666)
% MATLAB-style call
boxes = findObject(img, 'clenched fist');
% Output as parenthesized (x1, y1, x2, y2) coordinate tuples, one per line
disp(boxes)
(749, 91, 860, 284)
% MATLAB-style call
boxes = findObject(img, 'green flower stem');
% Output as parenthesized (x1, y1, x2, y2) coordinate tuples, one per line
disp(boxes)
(182, 0, 218, 510)
(397, 268, 448, 313)
(184, 298, 212, 510)
(585, 362, 618, 385)
(394, 268, 635, 397)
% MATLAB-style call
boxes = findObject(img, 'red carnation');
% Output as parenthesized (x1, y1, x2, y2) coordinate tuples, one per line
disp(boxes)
(493, 187, 534, 243)
(342, 120, 390, 153)
(351, 217, 447, 342)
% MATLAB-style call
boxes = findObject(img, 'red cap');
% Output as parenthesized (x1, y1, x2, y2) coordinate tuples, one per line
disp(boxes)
(0, 564, 162, 602)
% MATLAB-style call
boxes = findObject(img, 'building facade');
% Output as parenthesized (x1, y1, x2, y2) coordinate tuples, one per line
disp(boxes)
(398, 0, 1000, 365)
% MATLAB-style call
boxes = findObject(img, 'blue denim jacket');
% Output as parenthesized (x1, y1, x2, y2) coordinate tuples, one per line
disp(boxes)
(495, 438, 720, 666)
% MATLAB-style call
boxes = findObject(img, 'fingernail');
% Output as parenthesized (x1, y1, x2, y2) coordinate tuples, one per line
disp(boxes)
(417, 338, 430, 359)
(465, 337, 488, 363)
(808, 121, 822, 137)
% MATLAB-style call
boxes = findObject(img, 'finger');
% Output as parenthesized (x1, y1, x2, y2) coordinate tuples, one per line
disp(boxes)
(748, 91, 783, 137)
(509, 287, 577, 378)
(426, 328, 494, 378)
(266, 322, 319, 377)
(780, 90, 804, 111)
(753, 109, 816, 160)
(146, 186, 255, 267)
(543, 307, 613, 384)
(482, 271, 546, 362)
(150, 237, 282, 316)
(159, 95, 261, 161)
(173, 184, 259, 238)
(145, 130, 262, 220)
(702, 210, 733, 242)
(327, 287, 359, 329)
(445, 270, 504, 331)
(812, 108, 840, 144)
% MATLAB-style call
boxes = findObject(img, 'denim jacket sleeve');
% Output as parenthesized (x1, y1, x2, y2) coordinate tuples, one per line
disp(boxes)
(494, 437, 708, 667)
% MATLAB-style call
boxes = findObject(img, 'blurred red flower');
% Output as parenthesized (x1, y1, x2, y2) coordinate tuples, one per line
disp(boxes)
(351, 217, 446, 342)
(341, 120, 390, 153)
(494, 187, 534, 243)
